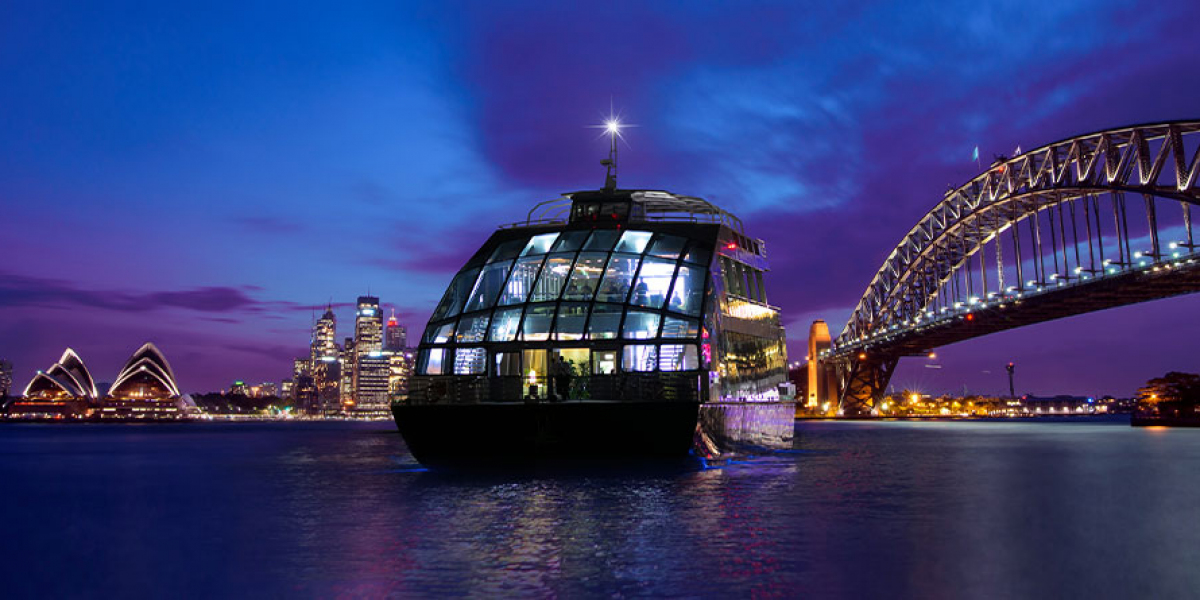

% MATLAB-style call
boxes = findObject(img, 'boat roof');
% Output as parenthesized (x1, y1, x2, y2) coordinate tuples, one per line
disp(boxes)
(499, 189, 745, 235)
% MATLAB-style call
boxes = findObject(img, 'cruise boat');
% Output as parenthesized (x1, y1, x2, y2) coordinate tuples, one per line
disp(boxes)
(393, 143, 794, 466)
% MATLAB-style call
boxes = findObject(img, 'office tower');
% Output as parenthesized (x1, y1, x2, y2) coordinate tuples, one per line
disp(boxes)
(280, 378, 294, 400)
(355, 296, 383, 354)
(355, 354, 390, 417)
(0, 359, 12, 396)
(294, 375, 317, 414)
(311, 306, 338, 364)
(386, 310, 407, 351)
(309, 306, 341, 415)
(338, 337, 355, 414)
(230, 381, 248, 396)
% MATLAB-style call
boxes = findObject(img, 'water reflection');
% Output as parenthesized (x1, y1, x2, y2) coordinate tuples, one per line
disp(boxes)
(3, 418, 1200, 597)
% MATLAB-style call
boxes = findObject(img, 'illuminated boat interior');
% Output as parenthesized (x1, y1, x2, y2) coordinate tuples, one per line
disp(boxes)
(407, 189, 789, 406)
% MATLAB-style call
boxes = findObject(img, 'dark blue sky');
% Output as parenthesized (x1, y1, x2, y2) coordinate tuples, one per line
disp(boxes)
(3, 1, 1199, 396)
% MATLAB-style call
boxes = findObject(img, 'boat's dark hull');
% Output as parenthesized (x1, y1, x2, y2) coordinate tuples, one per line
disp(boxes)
(391, 400, 795, 468)
(392, 401, 699, 468)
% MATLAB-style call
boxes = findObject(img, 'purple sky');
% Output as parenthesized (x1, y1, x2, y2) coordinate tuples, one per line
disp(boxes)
(2, 2, 1198, 397)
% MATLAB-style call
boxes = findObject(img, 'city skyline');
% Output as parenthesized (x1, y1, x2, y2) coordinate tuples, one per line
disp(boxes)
(3, 2, 1200, 396)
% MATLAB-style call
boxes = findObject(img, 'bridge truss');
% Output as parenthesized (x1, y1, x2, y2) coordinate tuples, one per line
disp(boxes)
(829, 121, 1200, 413)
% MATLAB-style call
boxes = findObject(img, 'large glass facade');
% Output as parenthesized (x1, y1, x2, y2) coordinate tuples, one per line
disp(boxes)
(416, 229, 713, 377)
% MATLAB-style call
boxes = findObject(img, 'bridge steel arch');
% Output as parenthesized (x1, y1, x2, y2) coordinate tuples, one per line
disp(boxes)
(828, 120, 1200, 414)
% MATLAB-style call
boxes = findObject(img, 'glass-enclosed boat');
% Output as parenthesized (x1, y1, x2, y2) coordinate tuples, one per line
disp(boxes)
(394, 187, 794, 466)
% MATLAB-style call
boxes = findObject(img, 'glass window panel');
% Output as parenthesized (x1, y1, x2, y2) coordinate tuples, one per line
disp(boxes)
(721, 257, 746, 297)
(556, 348, 590, 375)
(563, 252, 606, 301)
(523, 349, 548, 398)
(488, 307, 522, 342)
(498, 256, 544, 305)
(531, 253, 574, 302)
(587, 304, 622, 339)
(613, 230, 653, 254)
(683, 244, 712, 266)
(454, 348, 487, 375)
(667, 264, 705, 316)
(631, 258, 676, 309)
(520, 233, 560, 256)
(659, 344, 699, 371)
(583, 230, 620, 251)
(623, 310, 661, 340)
(488, 238, 526, 263)
(423, 321, 455, 344)
(661, 316, 700, 338)
(596, 253, 640, 304)
(455, 312, 491, 343)
(550, 230, 589, 253)
(592, 350, 619, 375)
(520, 304, 555, 341)
(622, 345, 658, 372)
(431, 268, 479, 320)
(554, 303, 589, 340)
(756, 270, 768, 304)
(648, 235, 687, 259)
(494, 352, 521, 377)
(464, 260, 513, 312)
(421, 348, 446, 375)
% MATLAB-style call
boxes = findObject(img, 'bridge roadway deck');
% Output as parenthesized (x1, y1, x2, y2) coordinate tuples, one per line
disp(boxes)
(832, 259, 1200, 359)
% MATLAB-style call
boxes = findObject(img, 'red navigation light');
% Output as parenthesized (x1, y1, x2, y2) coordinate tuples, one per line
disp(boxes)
(997, 164, 1007, 174)
(966, 313, 975, 321)
(726, 242, 738, 250)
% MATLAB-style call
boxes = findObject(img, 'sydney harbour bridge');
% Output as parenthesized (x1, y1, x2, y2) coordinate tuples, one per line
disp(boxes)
(808, 120, 1200, 414)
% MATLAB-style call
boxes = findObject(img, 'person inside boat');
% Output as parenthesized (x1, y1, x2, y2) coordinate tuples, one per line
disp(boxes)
(632, 280, 649, 305)
(551, 355, 573, 401)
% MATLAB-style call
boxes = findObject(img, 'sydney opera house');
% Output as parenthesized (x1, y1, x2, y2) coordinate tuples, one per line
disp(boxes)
(6, 343, 195, 420)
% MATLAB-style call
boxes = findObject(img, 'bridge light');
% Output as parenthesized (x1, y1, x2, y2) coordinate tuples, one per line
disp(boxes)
(858, 352, 867, 360)
(1169, 242, 1178, 249)
(1134, 251, 1143, 259)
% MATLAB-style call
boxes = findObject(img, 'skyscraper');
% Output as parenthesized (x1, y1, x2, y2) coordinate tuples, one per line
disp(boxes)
(0, 359, 12, 397)
(310, 306, 341, 415)
(386, 309, 407, 351)
(352, 295, 388, 416)
(355, 296, 383, 354)
(311, 306, 338, 364)
(339, 336, 356, 414)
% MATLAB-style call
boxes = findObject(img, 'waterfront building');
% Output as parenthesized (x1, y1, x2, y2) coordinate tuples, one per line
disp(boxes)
(355, 296, 383, 354)
(294, 374, 318, 414)
(311, 307, 338, 364)
(338, 337, 355, 414)
(8, 344, 192, 420)
(353, 353, 391, 417)
(280, 378, 294, 399)
(99, 343, 192, 419)
(230, 381, 248, 396)
(13, 349, 99, 418)
(0, 358, 12, 396)
(260, 382, 277, 397)
(386, 310, 407, 351)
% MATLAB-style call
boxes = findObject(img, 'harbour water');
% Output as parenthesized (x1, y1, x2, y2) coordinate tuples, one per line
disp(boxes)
(2, 417, 1198, 597)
